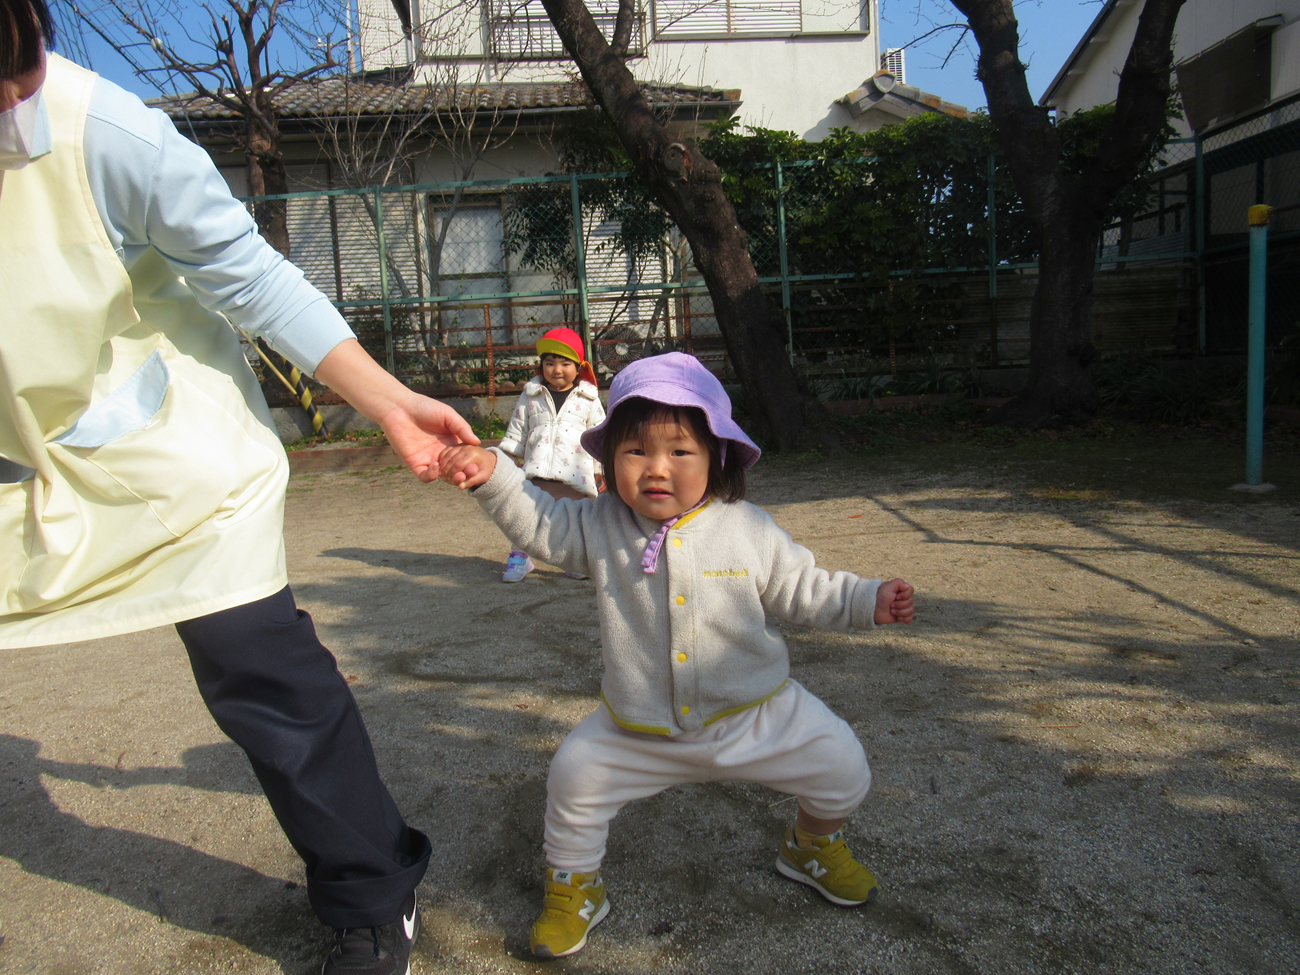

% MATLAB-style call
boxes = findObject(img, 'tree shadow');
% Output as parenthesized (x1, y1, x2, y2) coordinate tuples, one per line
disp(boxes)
(8, 460, 1299, 972)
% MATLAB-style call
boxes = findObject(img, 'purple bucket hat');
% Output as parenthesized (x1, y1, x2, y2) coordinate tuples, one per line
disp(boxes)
(581, 352, 761, 469)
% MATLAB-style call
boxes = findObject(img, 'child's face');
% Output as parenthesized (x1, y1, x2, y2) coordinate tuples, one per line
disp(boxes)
(613, 417, 712, 521)
(541, 354, 579, 391)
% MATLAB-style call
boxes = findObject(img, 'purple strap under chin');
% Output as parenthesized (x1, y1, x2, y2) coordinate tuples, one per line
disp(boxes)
(641, 494, 711, 574)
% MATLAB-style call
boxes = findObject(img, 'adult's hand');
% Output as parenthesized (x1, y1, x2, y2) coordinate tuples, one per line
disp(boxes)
(313, 339, 479, 480)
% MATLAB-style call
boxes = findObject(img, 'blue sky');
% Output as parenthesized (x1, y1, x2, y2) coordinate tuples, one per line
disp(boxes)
(59, 0, 1107, 111)
(877, 1, 1107, 110)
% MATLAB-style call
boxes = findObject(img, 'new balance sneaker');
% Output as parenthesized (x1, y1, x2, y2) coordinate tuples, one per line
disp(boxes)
(321, 891, 419, 975)
(776, 827, 879, 906)
(502, 552, 534, 583)
(529, 868, 610, 959)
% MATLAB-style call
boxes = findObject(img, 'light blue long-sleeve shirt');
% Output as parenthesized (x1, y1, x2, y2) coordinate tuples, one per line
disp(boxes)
(16, 76, 353, 374)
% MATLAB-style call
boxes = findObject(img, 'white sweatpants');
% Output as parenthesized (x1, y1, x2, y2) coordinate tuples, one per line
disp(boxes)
(543, 679, 871, 872)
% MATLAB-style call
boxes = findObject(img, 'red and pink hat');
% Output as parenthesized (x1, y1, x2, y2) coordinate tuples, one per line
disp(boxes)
(536, 327, 597, 386)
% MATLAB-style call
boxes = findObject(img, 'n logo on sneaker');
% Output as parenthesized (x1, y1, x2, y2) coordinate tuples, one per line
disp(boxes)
(578, 899, 596, 921)
(807, 861, 828, 879)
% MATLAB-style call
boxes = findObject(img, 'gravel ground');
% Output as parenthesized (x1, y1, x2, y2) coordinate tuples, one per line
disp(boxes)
(1, 455, 1297, 974)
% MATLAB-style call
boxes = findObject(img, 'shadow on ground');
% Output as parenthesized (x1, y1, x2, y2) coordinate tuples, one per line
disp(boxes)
(2, 454, 1297, 973)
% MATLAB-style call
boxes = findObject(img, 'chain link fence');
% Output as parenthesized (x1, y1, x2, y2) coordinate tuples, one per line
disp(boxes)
(1099, 94, 1300, 359)
(245, 116, 1300, 401)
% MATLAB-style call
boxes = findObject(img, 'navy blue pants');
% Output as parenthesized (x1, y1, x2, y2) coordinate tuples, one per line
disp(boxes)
(175, 586, 430, 929)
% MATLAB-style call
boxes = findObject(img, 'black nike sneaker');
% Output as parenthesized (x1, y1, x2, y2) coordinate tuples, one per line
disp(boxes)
(321, 891, 420, 975)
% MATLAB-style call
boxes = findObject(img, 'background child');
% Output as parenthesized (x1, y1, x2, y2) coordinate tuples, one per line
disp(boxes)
(438, 352, 914, 959)
(496, 326, 605, 582)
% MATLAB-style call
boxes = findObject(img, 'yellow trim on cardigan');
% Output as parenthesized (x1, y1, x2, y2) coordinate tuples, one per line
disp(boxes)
(702, 680, 788, 727)
(670, 497, 712, 531)
(601, 692, 671, 735)
(601, 679, 788, 735)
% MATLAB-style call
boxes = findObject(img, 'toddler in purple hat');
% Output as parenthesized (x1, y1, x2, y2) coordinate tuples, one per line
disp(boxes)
(438, 352, 914, 959)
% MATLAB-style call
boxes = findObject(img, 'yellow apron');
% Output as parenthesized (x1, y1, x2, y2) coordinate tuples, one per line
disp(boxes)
(0, 55, 289, 649)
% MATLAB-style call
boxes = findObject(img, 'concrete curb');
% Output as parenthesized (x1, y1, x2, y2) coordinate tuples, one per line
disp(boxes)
(285, 445, 402, 475)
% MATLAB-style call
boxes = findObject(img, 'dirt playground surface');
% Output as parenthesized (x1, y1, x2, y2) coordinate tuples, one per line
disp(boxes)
(2, 445, 1298, 974)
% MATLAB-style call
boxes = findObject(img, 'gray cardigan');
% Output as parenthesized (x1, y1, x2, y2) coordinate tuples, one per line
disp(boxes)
(473, 449, 881, 736)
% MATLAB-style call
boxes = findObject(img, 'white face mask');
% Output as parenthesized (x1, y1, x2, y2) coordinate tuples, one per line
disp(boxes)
(0, 85, 43, 170)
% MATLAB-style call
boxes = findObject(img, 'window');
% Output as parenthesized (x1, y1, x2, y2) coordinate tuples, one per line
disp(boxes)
(653, 0, 802, 38)
(489, 0, 645, 60)
(1177, 20, 1280, 132)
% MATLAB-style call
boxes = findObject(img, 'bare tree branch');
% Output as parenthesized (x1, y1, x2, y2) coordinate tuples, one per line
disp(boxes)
(896, 21, 969, 53)
(63, 0, 346, 255)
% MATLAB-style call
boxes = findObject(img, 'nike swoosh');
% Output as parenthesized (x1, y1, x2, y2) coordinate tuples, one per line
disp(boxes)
(403, 897, 418, 941)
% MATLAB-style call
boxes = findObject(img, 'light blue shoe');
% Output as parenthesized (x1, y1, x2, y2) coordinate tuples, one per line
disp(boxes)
(502, 551, 534, 583)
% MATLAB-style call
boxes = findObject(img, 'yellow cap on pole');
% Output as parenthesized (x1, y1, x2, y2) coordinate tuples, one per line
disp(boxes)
(1249, 204, 1271, 227)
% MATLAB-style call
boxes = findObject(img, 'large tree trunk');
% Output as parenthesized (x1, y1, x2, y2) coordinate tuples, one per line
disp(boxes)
(952, 0, 1186, 427)
(245, 109, 291, 258)
(538, 0, 833, 452)
(1022, 201, 1105, 425)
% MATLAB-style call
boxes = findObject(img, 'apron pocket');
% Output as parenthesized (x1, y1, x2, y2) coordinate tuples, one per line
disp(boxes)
(53, 350, 170, 448)
(53, 365, 280, 540)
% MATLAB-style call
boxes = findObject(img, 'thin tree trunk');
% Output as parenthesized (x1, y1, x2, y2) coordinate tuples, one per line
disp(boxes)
(538, 0, 833, 451)
(246, 112, 291, 258)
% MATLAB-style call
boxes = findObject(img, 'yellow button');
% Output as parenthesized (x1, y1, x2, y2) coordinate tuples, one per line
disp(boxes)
(681, 706, 691, 715)
(672, 538, 682, 547)
(675, 595, 685, 605)
(677, 653, 687, 663)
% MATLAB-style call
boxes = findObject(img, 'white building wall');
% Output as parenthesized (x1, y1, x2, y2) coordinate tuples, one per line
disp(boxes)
(1273, 18, 1300, 94)
(1172, 0, 1300, 58)
(356, 1, 878, 140)
(411, 136, 561, 183)
(1048, 1, 1142, 119)
(357, 0, 417, 69)
(1048, 0, 1300, 135)
(644, 34, 876, 138)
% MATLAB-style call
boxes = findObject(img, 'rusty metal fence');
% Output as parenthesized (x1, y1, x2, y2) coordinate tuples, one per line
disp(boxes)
(244, 105, 1300, 398)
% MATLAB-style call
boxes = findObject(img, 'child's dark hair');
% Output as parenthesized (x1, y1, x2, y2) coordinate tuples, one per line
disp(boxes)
(600, 397, 746, 503)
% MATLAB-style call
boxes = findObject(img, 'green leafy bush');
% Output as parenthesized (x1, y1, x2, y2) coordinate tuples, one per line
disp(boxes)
(1094, 354, 1239, 423)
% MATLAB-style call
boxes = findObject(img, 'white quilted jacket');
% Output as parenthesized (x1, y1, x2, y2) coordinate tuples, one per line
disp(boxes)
(498, 378, 605, 497)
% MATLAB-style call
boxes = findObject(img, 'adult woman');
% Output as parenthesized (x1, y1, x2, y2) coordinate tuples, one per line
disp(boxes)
(0, 3, 465, 970)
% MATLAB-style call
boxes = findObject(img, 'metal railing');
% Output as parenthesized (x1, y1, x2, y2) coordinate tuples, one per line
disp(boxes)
(242, 115, 1300, 399)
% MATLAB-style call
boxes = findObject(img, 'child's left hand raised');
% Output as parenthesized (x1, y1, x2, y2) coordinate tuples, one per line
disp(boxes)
(874, 578, 915, 625)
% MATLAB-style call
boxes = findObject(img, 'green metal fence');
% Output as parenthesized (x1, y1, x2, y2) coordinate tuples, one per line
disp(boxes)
(244, 104, 1300, 398)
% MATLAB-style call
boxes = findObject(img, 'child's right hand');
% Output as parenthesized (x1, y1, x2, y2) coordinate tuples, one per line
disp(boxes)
(874, 578, 915, 625)
(438, 445, 497, 490)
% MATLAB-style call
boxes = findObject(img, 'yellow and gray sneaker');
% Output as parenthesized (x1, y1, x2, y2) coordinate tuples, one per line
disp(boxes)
(776, 827, 879, 906)
(529, 868, 610, 959)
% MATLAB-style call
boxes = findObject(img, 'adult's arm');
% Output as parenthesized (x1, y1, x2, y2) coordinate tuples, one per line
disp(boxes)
(81, 78, 349, 372)
(313, 339, 476, 479)
(80, 76, 476, 474)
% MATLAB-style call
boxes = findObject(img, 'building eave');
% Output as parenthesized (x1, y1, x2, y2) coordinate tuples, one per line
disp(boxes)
(839, 71, 968, 122)
(147, 78, 741, 124)
(1039, 0, 1130, 107)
